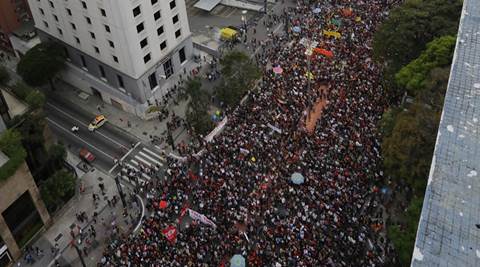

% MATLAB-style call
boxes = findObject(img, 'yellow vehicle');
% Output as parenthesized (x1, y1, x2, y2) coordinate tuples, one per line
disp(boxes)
(220, 27, 239, 42)
(88, 115, 107, 131)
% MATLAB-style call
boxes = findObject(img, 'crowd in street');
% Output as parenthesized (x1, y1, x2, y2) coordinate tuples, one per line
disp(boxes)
(100, 0, 399, 266)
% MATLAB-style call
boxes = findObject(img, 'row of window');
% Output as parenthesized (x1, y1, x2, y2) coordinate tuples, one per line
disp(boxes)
(70, 46, 187, 92)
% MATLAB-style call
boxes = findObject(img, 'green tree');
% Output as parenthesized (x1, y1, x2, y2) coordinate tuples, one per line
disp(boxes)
(40, 170, 76, 212)
(415, 67, 450, 111)
(216, 50, 261, 106)
(25, 90, 46, 109)
(17, 42, 66, 89)
(396, 35, 456, 95)
(0, 65, 10, 86)
(183, 78, 214, 136)
(0, 130, 27, 181)
(18, 112, 48, 180)
(388, 196, 424, 266)
(373, 0, 461, 96)
(382, 104, 440, 194)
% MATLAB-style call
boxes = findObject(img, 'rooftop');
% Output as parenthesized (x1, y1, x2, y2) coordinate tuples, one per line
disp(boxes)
(412, 0, 480, 266)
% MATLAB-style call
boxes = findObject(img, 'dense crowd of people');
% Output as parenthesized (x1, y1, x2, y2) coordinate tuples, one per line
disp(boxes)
(100, 0, 399, 266)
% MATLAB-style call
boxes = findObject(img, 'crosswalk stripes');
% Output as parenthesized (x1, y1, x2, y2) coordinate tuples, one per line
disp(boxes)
(118, 145, 167, 187)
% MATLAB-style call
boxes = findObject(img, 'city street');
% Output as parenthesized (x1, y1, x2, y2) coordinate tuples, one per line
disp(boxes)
(44, 94, 139, 173)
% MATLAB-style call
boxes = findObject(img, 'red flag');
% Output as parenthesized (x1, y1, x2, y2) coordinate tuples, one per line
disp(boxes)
(162, 226, 177, 243)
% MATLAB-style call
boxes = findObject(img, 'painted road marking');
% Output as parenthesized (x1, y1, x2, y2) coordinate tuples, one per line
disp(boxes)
(139, 150, 164, 165)
(109, 142, 140, 173)
(46, 103, 130, 149)
(134, 155, 152, 167)
(47, 118, 115, 160)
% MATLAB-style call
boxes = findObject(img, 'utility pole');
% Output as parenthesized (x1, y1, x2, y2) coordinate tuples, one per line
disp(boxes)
(72, 243, 86, 267)
(264, 0, 267, 14)
(114, 175, 127, 208)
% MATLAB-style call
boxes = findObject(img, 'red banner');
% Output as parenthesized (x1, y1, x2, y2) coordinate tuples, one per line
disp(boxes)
(313, 48, 334, 58)
(162, 226, 177, 243)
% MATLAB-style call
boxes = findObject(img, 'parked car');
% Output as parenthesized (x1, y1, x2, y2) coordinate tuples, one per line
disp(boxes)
(79, 148, 95, 163)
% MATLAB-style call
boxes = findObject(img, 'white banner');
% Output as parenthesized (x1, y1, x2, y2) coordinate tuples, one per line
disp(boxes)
(204, 116, 228, 142)
(188, 209, 217, 228)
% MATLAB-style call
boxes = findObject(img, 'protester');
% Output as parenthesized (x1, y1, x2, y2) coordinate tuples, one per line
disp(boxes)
(100, 0, 397, 266)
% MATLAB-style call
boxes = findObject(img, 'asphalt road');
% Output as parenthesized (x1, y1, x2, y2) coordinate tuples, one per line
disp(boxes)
(44, 95, 139, 173)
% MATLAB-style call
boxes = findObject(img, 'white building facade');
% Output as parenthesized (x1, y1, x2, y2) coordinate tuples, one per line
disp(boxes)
(27, 0, 193, 117)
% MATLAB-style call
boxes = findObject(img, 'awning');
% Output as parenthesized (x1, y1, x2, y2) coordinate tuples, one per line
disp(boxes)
(194, 0, 222, 11)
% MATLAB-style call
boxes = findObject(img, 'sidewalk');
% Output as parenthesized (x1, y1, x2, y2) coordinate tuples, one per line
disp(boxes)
(14, 152, 141, 267)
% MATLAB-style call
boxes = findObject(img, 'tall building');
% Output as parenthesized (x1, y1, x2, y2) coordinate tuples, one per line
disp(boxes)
(0, 160, 51, 267)
(0, 0, 33, 52)
(27, 0, 193, 116)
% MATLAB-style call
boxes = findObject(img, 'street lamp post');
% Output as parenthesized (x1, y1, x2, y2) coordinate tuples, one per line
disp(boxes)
(72, 243, 86, 267)
(114, 175, 127, 208)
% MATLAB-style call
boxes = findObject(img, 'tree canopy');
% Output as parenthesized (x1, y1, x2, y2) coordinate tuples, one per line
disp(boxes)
(382, 104, 440, 194)
(373, 0, 462, 74)
(17, 42, 66, 88)
(396, 35, 456, 95)
(216, 50, 261, 107)
(183, 78, 214, 136)
(40, 170, 76, 212)
(0, 66, 10, 86)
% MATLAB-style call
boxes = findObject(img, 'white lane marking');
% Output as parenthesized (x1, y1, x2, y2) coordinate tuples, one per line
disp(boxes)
(143, 147, 166, 162)
(155, 145, 163, 151)
(133, 195, 145, 233)
(47, 118, 115, 160)
(109, 142, 141, 173)
(46, 103, 129, 149)
(131, 159, 139, 166)
(138, 151, 163, 166)
(135, 155, 152, 167)
(142, 173, 152, 181)
(125, 163, 139, 172)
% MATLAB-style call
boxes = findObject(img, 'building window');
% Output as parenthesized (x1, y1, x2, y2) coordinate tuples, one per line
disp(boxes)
(140, 38, 148, 48)
(175, 29, 181, 38)
(90, 32, 96, 39)
(154, 11, 161, 21)
(151, 0, 158, 5)
(81, 1, 87, 9)
(143, 53, 151, 63)
(179, 47, 186, 63)
(43, 21, 49, 28)
(94, 46, 100, 53)
(57, 28, 63, 35)
(86, 17, 92, 24)
(71, 23, 76, 30)
(163, 58, 173, 78)
(75, 36, 80, 44)
(117, 75, 124, 88)
(108, 40, 115, 48)
(133, 5, 141, 17)
(136, 22, 144, 33)
(104, 25, 110, 33)
(53, 14, 59, 21)
(160, 40, 167, 50)
(100, 8, 106, 17)
(99, 65, 106, 78)
(113, 55, 118, 62)
(157, 26, 164, 36)
(172, 14, 179, 24)
(169, 0, 176, 9)
(66, 8, 72, 16)
(39, 8, 44, 15)
(63, 47, 70, 60)
(148, 73, 158, 89)
(49, 1, 54, 8)
(80, 55, 87, 68)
